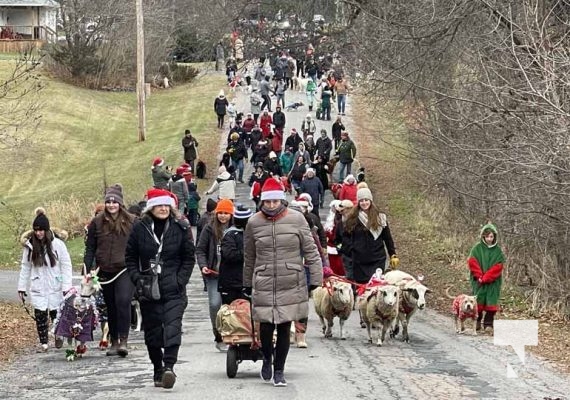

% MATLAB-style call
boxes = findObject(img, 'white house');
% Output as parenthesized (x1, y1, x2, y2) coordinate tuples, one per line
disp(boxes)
(0, 0, 57, 50)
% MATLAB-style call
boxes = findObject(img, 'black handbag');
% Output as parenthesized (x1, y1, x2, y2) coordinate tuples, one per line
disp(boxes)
(137, 241, 163, 301)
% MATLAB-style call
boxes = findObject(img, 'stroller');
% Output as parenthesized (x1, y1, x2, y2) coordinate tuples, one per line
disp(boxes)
(216, 298, 264, 378)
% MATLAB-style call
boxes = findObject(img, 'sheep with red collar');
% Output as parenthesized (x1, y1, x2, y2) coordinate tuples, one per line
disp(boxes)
(313, 278, 354, 340)
(357, 284, 401, 346)
(384, 270, 432, 343)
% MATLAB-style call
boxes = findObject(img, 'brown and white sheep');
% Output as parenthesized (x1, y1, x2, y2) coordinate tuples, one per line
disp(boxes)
(357, 284, 400, 346)
(313, 280, 354, 340)
(384, 270, 431, 343)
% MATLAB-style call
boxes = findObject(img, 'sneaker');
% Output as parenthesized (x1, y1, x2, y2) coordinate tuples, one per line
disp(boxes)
(55, 337, 64, 349)
(36, 343, 49, 353)
(153, 368, 164, 388)
(162, 368, 176, 389)
(215, 342, 228, 352)
(260, 359, 273, 382)
(273, 370, 287, 387)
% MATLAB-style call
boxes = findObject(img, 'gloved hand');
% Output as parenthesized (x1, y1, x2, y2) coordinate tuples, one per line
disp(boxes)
(18, 291, 26, 301)
(390, 255, 400, 269)
(242, 287, 252, 297)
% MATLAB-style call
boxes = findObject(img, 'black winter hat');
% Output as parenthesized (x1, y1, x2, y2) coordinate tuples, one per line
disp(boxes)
(32, 207, 50, 231)
(206, 198, 218, 213)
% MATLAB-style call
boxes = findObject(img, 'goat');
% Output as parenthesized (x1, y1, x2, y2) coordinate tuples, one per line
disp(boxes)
(313, 279, 354, 339)
(54, 268, 101, 360)
(384, 270, 431, 343)
(357, 284, 400, 346)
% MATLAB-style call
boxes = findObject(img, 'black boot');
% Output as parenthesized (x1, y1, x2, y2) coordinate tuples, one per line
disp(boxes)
(309, 106, 313, 111)
(476, 313, 483, 332)
(153, 367, 164, 387)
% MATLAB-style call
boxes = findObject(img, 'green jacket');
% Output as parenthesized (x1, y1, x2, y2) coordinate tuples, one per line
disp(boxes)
(467, 223, 505, 311)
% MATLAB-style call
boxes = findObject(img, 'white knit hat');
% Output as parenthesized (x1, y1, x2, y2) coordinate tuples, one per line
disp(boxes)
(357, 188, 373, 202)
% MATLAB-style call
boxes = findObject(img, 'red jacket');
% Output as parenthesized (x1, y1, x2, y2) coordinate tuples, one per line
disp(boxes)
(272, 129, 283, 152)
(339, 183, 357, 203)
(260, 115, 272, 138)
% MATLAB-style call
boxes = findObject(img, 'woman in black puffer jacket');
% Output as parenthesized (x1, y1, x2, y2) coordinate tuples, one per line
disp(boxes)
(125, 188, 195, 390)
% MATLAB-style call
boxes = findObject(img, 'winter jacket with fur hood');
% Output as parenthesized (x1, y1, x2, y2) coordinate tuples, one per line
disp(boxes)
(18, 230, 73, 311)
(243, 207, 322, 324)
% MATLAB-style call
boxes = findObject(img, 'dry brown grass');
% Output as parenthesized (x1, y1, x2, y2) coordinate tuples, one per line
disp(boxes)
(352, 95, 570, 374)
(0, 302, 37, 365)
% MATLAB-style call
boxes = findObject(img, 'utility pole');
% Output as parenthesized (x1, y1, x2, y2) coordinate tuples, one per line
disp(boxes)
(136, 0, 146, 142)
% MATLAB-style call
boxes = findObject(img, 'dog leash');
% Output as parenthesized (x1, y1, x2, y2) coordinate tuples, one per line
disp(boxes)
(20, 296, 37, 321)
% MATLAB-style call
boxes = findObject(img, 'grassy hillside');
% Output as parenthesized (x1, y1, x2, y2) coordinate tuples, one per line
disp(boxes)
(0, 60, 225, 268)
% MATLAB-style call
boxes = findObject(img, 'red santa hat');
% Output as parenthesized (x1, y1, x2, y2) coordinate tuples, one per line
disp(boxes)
(297, 193, 313, 212)
(260, 177, 285, 201)
(144, 188, 176, 212)
(152, 157, 164, 167)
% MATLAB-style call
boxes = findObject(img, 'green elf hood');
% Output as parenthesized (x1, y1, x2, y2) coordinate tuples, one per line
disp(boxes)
(479, 223, 498, 248)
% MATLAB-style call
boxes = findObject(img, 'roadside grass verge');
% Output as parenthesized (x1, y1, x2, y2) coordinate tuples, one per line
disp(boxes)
(352, 95, 570, 373)
(0, 61, 225, 269)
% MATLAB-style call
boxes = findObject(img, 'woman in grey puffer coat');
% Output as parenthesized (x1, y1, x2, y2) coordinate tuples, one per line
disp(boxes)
(243, 178, 322, 387)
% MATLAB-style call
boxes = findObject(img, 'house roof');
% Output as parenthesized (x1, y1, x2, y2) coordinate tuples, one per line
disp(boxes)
(0, 0, 58, 7)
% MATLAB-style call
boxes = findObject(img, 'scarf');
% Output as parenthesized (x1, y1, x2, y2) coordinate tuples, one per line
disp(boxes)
(261, 203, 287, 219)
(358, 210, 385, 240)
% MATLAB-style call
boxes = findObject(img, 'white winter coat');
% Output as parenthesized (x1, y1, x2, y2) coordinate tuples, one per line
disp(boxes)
(17, 237, 73, 311)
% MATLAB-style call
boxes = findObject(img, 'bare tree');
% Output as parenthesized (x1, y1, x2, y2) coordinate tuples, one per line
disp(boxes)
(343, 0, 570, 316)
(0, 50, 43, 151)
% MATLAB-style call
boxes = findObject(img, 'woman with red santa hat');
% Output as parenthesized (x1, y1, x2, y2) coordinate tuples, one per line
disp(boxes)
(243, 178, 322, 387)
(125, 188, 195, 389)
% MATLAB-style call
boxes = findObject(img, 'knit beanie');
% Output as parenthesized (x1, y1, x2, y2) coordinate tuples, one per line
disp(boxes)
(357, 188, 373, 202)
(215, 199, 234, 215)
(234, 205, 253, 220)
(104, 184, 124, 206)
(260, 178, 285, 201)
(206, 198, 218, 213)
(32, 207, 50, 231)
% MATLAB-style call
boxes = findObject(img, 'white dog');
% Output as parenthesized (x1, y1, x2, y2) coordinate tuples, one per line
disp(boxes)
(294, 77, 309, 93)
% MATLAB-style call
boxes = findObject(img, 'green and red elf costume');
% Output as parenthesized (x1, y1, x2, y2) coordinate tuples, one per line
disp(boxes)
(467, 223, 505, 330)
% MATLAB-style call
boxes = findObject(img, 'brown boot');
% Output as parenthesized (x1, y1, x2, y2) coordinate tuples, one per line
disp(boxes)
(106, 339, 119, 356)
(117, 337, 128, 358)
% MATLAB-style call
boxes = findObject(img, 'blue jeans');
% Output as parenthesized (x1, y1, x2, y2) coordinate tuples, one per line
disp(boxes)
(232, 158, 244, 181)
(337, 94, 346, 114)
(205, 277, 222, 337)
(338, 162, 352, 182)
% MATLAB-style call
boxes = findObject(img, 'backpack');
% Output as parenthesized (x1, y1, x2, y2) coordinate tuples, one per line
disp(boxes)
(196, 160, 206, 179)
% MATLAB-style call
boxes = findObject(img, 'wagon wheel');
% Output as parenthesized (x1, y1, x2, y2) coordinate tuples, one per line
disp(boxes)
(226, 346, 239, 378)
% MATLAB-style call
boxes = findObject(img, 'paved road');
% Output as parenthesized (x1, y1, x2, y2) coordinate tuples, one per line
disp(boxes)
(0, 83, 569, 400)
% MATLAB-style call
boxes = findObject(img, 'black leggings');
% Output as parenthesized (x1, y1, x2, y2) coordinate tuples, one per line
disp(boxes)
(100, 270, 134, 340)
(260, 321, 291, 372)
(217, 114, 225, 128)
(35, 309, 57, 344)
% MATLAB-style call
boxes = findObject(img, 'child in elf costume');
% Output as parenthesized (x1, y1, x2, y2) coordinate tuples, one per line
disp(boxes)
(467, 223, 505, 333)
